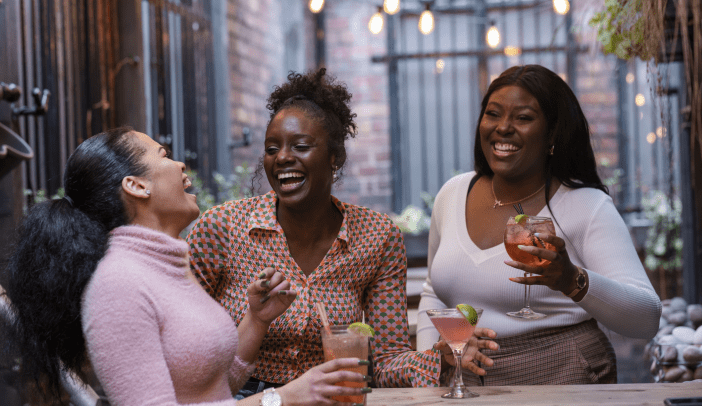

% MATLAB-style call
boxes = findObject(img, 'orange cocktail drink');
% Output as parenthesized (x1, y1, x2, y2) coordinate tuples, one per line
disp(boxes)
(321, 325, 369, 405)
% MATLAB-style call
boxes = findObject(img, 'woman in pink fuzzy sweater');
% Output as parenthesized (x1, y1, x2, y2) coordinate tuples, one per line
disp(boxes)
(5, 127, 368, 405)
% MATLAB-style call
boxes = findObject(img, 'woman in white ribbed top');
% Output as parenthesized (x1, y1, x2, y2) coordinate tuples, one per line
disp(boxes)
(417, 65, 661, 385)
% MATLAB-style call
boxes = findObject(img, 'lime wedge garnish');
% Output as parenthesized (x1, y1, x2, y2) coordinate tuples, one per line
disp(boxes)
(349, 322, 375, 337)
(515, 214, 529, 224)
(456, 304, 479, 326)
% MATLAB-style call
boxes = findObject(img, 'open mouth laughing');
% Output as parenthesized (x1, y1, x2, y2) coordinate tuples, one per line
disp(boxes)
(493, 142, 521, 157)
(277, 171, 305, 192)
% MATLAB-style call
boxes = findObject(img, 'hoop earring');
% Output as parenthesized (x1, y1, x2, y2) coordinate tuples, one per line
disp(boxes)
(548, 145, 555, 156)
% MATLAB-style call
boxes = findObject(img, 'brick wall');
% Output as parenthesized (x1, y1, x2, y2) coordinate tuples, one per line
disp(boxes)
(322, 1, 394, 213)
(225, 0, 285, 193)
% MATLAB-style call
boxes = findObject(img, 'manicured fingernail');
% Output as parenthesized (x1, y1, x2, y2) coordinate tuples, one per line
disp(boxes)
(258, 271, 267, 279)
(259, 295, 271, 304)
(361, 387, 372, 393)
(534, 233, 544, 238)
(262, 280, 271, 287)
(508, 278, 518, 282)
(358, 359, 370, 365)
(518, 245, 526, 250)
(363, 375, 372, 382)
(278, 290, 287, 296)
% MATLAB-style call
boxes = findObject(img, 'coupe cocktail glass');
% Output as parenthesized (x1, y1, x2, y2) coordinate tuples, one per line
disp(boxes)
(426, 307, 483, 399)
(321, 325, 370, 405)
(504, 216, 556, 320)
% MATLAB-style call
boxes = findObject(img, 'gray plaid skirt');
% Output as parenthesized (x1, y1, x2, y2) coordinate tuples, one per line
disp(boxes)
(464, 318, 617, 386)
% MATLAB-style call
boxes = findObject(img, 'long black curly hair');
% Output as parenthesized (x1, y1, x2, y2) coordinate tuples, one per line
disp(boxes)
(3, 127, 147, 400)
(474, 65, 608, 197)
(252, 68, 357, 191)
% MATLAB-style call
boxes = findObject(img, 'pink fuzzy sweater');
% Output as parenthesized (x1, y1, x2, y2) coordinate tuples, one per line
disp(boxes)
(82, 225, 253, 405)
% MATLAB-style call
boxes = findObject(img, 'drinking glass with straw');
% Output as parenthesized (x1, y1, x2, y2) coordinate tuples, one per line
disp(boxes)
(317, 302, 371, 405)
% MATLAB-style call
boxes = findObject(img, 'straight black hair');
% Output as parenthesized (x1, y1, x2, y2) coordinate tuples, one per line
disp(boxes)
(3, 127, 147, 400)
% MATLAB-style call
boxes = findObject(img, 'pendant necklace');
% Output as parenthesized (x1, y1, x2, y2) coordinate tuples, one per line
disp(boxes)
(491, 181, 545, 209)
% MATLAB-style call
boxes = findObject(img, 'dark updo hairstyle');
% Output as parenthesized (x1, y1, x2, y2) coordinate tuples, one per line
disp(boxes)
(474, 64, 608, 201)
(264, 68, 357, 179)
(3, 127, 147, 400)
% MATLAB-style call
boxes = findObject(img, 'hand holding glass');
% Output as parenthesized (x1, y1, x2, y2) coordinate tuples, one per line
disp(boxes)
(321, 325, 369, 405)
(426, 307, 483, 399)
(504, 216, 556, 319)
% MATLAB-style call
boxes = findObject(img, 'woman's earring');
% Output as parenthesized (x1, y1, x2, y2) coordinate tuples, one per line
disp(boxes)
(332, 167, 339, 182)
(548, 145, 555, 156)
(145, 190, 151, 196)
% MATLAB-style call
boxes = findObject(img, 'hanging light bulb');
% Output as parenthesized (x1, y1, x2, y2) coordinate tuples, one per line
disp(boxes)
(369, 7, 384, 34)
(384, 0, 400, 15)
(418, 3, 434, 35)
(486, 22, 500, 49)
(309, 0, 324, 13)
(553, 0, 570, 15)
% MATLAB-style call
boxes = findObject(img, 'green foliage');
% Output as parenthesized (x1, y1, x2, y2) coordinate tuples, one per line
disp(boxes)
(23, 188, 65, 215)
(186, 163, 254, 215)
(390, 204, 431, 235)
(642, 191, 683, 271)
(588, 0, 655, 60)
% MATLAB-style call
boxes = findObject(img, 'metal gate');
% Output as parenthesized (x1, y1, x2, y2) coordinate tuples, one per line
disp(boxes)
(374, 0, 580, 212)
(141, 0, 218, 189)
(2, 0, 119, 196)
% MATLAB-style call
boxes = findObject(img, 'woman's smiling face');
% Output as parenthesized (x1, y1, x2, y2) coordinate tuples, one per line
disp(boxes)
(479, 85, 550, 182)
(263, 108, 336, 209)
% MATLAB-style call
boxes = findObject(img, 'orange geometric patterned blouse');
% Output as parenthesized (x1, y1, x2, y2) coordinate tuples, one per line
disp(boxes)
(187, 191, 441, 387)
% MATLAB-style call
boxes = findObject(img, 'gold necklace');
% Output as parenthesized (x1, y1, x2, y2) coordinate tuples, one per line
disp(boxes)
(491, 181, 545, 209)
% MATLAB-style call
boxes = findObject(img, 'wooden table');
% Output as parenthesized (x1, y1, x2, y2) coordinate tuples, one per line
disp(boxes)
(367, 383, 702, 405)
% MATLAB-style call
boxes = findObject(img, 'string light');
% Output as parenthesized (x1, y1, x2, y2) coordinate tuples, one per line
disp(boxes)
(486, 22, 500, 49)
(553, 0, 570, 15)
(626, 73, 635, 83)
(384, 0, 400, 15)
(436, 59, 445, 74)
(635, 93, 645, 106)
(418, 4, 434, 35)
(646, 132, 656, 144)
(656, 126, 667, 138)
(309, 0, 324, 13)
(504, 46, 521, 56)
(369, 7, 384, 34)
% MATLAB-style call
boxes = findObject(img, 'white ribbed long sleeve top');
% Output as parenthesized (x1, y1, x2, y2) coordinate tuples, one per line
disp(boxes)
(417, 172, 662, 351)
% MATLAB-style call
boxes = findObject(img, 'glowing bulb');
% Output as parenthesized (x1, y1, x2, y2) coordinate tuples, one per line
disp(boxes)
(486, 25, 500, 49)
(309, 0, 324, 13)
(626, 73, 635, 83)
(504, 46, 521, 57)
(553, 0, 570, 15)
(656, 126, 667, 138)
(635, 93, 645, 106)
(418, 7, 434, 35)
(384, 0, 400, 15)
(436, 59, 445, 73)
(369, 10, 384, 34)
(646, 132, 656, 144)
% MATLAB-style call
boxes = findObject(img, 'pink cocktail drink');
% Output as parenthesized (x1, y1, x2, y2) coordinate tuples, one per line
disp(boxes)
(504, 216, 556, 319)
(429, 316, 476, 351)
(321, 325, 369, 405)
(426, 307, 483, 399)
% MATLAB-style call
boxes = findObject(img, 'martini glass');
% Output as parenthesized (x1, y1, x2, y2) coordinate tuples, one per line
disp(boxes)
(504, 216, 556, 319)
(426, 307, 483, 398)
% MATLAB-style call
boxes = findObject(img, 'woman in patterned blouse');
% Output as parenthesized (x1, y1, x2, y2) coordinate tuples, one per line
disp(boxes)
(188, 68, 497, 398)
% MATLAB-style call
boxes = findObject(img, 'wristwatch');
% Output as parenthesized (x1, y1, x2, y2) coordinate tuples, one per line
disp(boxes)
(260, 387, 282, 406)
(565, 266, 587, 298)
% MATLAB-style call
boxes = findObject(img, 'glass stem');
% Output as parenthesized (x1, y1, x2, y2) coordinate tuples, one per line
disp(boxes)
(525, 272, 532, 309)
(453, 349, 464, 390)
(523, 271, 529, 309)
